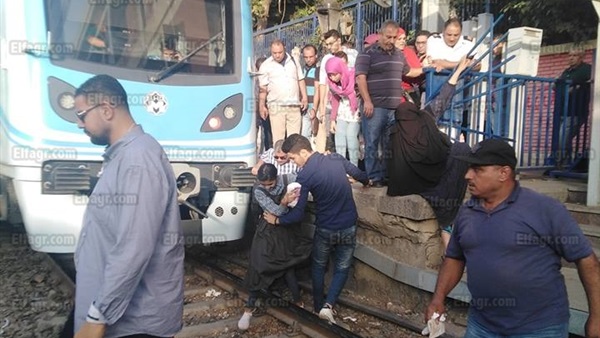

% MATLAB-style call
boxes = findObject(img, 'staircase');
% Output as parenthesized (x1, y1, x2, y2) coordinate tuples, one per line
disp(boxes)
(519, 173, 599, 337)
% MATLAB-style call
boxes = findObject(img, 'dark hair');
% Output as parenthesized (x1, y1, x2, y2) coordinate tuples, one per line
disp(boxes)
(75, 74, 129, 110)
(416, 30, 431, 39)
(333, 50, 348, 63)
(271, 39, 285, 48)
(301, 44, 318, 55)
(323, 29, 342, 40)
(256, 163, 278, 181)
(161, 35, 178, 52)
(255, 56, 267, 70)
(281, 134, 312, 154)
(444, 18, 462, 30)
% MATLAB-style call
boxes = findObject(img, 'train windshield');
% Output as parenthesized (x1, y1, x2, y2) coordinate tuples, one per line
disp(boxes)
(45, 0, 233, 76)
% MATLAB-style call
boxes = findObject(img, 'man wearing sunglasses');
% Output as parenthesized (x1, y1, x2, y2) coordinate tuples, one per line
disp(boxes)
(70, 75, 184, 338)
(251, 139, 299, 176)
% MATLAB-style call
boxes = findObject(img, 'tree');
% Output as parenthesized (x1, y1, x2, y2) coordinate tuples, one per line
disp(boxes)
(253, 0, 598, 46)
(251, 0, 273, 31)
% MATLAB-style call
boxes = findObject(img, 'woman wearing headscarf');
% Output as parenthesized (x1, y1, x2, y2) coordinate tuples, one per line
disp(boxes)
(238, 163, 312, 331)
(325, 55, 360, 166)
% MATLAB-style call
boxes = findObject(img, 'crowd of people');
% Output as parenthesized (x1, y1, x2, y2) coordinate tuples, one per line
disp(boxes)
(59, 16, 599, 338)
(249, 17, 599, 337)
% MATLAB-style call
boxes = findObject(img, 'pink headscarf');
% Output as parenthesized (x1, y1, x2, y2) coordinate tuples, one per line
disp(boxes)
(397, 27, 406, 37)
(325, 57, 358, 120)
(364, 33, 379, 46)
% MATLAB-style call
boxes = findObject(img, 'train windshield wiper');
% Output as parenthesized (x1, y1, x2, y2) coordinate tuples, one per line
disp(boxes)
(149, 31, 223, 83)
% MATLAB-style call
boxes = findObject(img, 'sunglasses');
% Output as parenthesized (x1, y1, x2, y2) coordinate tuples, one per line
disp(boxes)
(76, 103, 103, 122)
(274, 155, 287, 160)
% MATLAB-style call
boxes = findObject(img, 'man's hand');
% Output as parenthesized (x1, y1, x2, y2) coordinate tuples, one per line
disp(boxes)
(456, 56, 473, 73)
(300, 96, 308, 111)
(363, 100, 374, 118)
(263, 211, 277, 224)
(281, 188, 300, 205)
(260, 106, 269, 120)
(75, 322, 106, 338)
(424, 300, 446, 324)
(330, 120, 337, 134)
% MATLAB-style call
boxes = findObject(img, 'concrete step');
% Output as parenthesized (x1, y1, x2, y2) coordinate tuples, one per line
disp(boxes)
(567, 186, 587, 204)
(566, 203, 600, 226)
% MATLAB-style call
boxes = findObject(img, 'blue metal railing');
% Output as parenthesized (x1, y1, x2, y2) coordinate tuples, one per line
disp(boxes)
(252, 0, 421, 58)
(425, 68, 591, 171)
(253, 2, 591, 173)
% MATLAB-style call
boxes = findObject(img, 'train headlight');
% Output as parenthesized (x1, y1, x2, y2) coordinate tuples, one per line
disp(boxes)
(58, 93, 75, 110)
(200, 94, 243, 132)
(208, 117, 222, 130)
(223, 106, 236, 120)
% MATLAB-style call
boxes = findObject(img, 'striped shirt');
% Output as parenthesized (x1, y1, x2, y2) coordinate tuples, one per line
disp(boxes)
(355, 45, 410, 109)
(304, 64, 320, 107)
(260, 148, 299, 175)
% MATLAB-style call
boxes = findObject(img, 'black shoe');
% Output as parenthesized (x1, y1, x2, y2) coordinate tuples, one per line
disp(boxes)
(371, 181, 386, 188)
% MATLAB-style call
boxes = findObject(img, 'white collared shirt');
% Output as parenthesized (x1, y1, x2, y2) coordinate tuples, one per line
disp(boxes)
(427, 34, 476, 63)
(259, 53, 305, 105)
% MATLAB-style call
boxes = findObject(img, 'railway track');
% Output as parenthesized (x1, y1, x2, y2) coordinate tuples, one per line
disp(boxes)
(39, 242, 450, 337)
(183, 245, 435, 338)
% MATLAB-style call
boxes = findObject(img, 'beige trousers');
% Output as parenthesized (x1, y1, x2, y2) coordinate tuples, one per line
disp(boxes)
(268, 104, 302, 144)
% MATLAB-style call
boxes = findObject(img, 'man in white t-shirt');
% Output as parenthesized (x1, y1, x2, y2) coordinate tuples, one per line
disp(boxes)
(426, 18, 476, 71)
(426, 18, 478, 141)
(259, 39, 308, 144)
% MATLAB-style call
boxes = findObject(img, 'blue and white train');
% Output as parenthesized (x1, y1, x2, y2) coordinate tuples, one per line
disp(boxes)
(0, 0, 256, 252)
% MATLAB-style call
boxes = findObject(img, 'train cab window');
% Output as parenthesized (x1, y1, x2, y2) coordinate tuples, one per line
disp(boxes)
(44, 0, 234, 76)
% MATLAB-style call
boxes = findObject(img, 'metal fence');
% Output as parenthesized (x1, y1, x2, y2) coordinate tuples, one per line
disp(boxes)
(253, 1, 592, 174)
(253, 0, 421, 58)
(427, 69, 592, 172)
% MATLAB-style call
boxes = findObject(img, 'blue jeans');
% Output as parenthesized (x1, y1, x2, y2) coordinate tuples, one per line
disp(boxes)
(361, 107, 395, 182)
(432, 75, 464, 141)
(312, 225, 356, 311)
(334, 120, 360, 166)
(301, 104, 313, 139)
(464, 316, 569, 338)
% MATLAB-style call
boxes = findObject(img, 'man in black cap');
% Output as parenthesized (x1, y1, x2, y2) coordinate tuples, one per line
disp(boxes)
(425, 139, 600, 337)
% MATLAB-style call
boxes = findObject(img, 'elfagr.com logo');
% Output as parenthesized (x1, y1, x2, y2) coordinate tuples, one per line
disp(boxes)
(9, 41, 74, 55)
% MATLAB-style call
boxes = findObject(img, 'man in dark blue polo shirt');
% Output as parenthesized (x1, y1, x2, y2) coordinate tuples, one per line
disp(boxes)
(263, 134, 369, 324)
(355, 20, 423, 187)
(425, 139, 600, 337)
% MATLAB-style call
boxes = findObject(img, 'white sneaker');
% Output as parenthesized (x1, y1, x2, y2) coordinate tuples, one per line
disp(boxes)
(237, 311, 252, 330)
(318, 306, 336, 324)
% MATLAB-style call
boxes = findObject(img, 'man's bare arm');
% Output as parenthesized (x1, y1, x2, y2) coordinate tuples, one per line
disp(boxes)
(576, 253, 600, 337)
(259, 86, 268, 119)
(355, 74, 373, 117)
(425, 257, 465, 322)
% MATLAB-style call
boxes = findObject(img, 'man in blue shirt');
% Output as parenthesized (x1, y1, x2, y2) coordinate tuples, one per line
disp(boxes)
(263, 134, 369, 324)
(71, 75, 184, 338)
(425, 139, 600, 337)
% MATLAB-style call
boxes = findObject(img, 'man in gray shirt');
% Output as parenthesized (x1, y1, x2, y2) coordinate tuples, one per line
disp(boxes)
(71, 74, 184, 338)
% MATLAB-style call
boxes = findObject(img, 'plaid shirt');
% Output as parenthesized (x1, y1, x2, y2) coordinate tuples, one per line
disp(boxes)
(260, 148, 299, 175)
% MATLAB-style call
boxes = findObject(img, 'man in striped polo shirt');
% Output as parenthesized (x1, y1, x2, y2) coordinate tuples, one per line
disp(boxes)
(301, 44, 320, 140)
(355, 20, 423, 187)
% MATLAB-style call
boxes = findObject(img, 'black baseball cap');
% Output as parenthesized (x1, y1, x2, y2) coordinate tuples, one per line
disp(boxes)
(453, 139, 517, 169)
